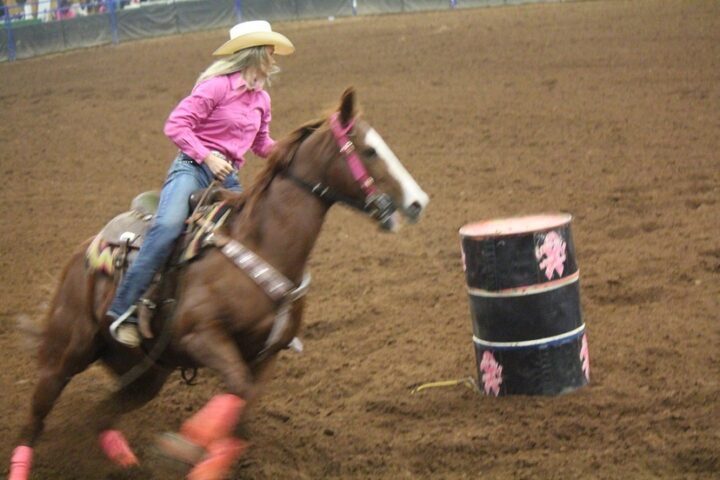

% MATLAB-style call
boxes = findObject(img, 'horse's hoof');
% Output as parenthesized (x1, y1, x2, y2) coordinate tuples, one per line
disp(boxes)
(99, 430, 139, 468)
(187, 437, 247, 480)
(155, 432, 206, 466)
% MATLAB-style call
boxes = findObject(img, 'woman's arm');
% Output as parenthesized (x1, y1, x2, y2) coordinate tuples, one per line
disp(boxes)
(250, 92, 276, 159)
(163, 77, 226, 163)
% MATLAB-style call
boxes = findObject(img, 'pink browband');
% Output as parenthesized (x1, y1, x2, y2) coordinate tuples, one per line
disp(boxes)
(328, 113, 377, 197)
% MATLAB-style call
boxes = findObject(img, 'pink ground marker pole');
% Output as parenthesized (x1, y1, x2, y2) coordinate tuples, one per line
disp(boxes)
(99, 430, 139, 467)
(9, 446, 33, 480)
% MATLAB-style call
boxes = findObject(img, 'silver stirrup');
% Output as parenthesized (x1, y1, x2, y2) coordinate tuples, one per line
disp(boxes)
(109, 306, 141, 347)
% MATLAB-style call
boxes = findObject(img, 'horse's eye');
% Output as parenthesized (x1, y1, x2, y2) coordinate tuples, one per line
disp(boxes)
(363, 147, 377, 158)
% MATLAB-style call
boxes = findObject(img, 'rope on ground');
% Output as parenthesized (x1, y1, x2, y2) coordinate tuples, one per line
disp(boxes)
(410, 376, 479, 395)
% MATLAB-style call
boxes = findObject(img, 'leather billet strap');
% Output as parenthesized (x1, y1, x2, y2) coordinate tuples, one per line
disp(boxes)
(254, 272, 312, 364)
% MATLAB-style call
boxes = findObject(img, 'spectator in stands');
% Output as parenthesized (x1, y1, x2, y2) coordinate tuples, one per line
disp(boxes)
(82, 0, 103, 14)
(17, 0, 32, 19)
(56, 0, 75, 19)
(36, 0, 51, 21)
(105, 20, 295, 347)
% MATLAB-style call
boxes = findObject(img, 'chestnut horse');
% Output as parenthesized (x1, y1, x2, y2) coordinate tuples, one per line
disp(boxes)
(8, 88, 429, 480)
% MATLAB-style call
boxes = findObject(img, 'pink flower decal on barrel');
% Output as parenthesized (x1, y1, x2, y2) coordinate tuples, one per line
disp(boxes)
(580, 333, 590, 381)
(479, 351, 503, 396)
(535, 230, 567, 280)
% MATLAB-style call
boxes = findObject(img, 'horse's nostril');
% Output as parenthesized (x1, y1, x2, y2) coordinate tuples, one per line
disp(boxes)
(406, 201, 423, 220)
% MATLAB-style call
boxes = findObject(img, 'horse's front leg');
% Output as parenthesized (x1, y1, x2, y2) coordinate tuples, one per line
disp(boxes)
(158, 325, 254, 480)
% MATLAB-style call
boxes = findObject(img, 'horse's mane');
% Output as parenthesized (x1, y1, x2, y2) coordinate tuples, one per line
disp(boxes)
(222, 116, 327, 215)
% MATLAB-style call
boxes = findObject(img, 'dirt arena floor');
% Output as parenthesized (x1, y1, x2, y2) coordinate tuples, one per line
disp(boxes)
(1, 0, 719, 478)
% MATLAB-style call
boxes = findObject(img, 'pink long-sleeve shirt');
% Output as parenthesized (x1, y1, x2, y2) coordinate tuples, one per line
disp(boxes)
(163, 72, 276, 168)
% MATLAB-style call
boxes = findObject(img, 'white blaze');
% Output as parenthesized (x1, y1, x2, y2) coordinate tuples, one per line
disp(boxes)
(365, 128, 429, 214)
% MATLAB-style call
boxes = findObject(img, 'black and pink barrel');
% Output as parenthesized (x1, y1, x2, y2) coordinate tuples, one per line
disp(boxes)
(459, 213, 590, 396)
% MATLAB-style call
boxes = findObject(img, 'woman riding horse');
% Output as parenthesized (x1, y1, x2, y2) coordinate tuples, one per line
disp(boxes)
(9, 87, 428, 480)
(107, 20, 295, 348)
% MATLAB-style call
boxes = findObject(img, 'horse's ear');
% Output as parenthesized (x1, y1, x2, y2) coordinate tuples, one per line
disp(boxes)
(338, 87, 356, 127)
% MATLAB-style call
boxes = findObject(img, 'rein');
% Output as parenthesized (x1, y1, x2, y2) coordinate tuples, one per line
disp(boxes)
(280, 170, 366, 210)
(281, 114, 397, 227)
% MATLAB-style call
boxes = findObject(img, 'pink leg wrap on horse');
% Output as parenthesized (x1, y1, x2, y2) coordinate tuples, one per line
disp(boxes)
(9, 446, 33, 480)
(99, 430, 139, 467)
(180, 394, 246, 448)
(187, 437, 247, 480)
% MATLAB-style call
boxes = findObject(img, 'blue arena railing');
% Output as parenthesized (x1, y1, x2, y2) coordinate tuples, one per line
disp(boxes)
(1, 0, 483, 62)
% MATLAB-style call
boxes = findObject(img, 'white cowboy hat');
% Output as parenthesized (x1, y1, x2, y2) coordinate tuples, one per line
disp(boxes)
(213, 20, 295, 56)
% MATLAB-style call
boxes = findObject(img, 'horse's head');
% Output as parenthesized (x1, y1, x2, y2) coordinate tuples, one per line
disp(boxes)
(290, 87, 429, 231)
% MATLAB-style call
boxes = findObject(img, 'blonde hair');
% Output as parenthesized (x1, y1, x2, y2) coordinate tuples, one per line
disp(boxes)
(195, 46, 279, 89)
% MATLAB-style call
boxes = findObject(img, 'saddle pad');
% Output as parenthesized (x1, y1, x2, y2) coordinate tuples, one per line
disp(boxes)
(86, 235, 128, 276)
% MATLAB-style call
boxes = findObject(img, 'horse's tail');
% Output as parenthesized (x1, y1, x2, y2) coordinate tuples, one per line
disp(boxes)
(16, 314, 43, 344)
(15, 317, 42, 356)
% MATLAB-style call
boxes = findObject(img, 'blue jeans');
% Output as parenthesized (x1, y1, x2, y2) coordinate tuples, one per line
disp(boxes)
(107, 152, 241, 318)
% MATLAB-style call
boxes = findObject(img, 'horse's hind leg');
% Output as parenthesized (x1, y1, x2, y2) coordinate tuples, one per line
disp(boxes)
(10, 342, 100, 480)
(10, 254, 101, 480)
(11, 328, 101, 480)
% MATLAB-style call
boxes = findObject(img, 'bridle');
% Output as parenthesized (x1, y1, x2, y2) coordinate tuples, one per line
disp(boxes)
(282, 113, 397, 229)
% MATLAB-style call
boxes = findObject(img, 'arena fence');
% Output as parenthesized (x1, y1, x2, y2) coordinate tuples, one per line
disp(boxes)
(1, 0, 543, 62)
